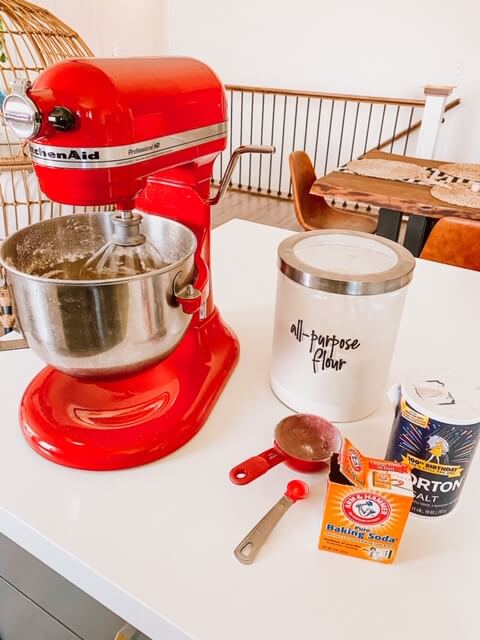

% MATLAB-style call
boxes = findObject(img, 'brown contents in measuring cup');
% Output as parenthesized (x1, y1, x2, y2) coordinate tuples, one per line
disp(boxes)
(275, 414, 340, 461)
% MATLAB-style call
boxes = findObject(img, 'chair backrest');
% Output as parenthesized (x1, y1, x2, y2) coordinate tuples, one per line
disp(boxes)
(289, 151, 322, 229)
(420, 217, 480, 271)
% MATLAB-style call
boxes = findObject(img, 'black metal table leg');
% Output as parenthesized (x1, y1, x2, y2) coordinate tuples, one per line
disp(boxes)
(404, 216, 437, 257)
(376, 208, 402, 242)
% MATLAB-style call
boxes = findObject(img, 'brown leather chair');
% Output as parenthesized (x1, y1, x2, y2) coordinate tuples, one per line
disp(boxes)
(420, 217, 480, 271)
(289, 151, 377, 233)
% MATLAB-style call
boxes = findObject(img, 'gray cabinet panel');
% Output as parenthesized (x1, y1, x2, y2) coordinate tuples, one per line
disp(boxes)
(0, 533, 147, 640)
(0, 576, 78, 640)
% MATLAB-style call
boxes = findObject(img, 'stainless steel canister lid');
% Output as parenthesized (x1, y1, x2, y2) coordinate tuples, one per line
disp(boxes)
(278, 230, 415, 295)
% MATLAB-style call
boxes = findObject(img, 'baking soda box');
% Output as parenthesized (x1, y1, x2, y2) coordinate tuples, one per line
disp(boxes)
(319, 438, 413, 563)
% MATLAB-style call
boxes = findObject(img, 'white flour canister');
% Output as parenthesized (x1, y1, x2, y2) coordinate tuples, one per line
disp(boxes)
(270, 230, 415, 422)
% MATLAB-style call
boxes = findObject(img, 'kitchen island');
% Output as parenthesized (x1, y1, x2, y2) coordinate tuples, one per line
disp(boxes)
(0, 219, 479, 640)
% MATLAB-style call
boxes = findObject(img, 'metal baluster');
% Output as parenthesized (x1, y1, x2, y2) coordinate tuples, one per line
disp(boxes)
(336, 100, 347, 167)
(229, 90, 234, 185)
(390, 105, 400, 153)
(363, 103, 373, 154)
(350, 102, 360, 161)
(257, 92, 265, 192)
(303, 97, 310, 150)
(229, 90, 233, 157)
(313, 98, 323, 169)
(403, 107, 415, 156)
(377, 104, 387, 149)
(323, 100, 335, 175)
(248, 91, 254, 190)
(238, 91, 244, 188)
(291, 96, 299, 151)
(277, 95, 287, 196)
(288, 96, 299, 197)
(267, 94, 276, 194)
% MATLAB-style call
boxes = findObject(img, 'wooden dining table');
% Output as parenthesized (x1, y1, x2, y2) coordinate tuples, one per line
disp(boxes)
(310, 149, 480, 256)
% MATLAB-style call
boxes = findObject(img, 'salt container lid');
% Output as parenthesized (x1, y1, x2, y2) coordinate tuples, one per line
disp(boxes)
(278, 230, 415, 295)
(401, 368, 480, 425)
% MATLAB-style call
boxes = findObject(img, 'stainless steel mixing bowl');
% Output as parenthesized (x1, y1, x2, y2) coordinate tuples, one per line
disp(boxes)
(0, 213, 197, 377)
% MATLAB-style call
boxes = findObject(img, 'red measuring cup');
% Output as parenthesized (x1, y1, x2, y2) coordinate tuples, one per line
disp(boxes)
(229, 414, 342, 485)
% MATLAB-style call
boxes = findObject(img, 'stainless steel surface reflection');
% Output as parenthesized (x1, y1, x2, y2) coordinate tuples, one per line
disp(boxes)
(0, 213, 197, 377)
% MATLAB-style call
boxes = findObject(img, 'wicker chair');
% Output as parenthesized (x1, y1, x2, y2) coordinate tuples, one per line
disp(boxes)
(0, 0, 95, 336)
(420, 217, 480, 271)
(289, 151, 377, 233)
(0, 0, 96, 240)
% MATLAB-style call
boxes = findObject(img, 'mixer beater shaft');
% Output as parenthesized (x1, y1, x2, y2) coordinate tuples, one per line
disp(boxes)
(83, 209, 166, 278)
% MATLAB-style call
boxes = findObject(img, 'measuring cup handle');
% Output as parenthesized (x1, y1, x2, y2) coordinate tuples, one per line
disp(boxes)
(229, 448, 286, 485)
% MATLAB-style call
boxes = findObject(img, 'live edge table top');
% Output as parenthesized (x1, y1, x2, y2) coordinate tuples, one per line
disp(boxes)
(311, 150, 480, 220)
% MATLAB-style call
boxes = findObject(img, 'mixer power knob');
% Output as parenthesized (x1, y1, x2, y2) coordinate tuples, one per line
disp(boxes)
(47, 106, 76, 131)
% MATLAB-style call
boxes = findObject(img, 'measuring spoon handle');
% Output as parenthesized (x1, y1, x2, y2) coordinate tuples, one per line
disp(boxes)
(234, 495, 293, 564)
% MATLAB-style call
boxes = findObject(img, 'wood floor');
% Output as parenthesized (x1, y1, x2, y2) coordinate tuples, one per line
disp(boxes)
(212, 189, 302, 231)
(211, 188, 408, 242)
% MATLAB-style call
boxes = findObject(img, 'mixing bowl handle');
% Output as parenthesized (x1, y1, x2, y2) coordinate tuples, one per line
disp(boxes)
(229, 447, 286, 485)
(174, 256, 209, 316)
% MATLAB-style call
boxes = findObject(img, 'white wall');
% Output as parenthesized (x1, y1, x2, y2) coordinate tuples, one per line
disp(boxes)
(167, 0, 479, 162)
(35, 0, 168, 57)
(26, 0, 480, 162)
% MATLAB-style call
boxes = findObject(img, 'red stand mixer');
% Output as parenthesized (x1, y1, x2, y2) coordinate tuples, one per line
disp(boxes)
(1, 57, 273, 470)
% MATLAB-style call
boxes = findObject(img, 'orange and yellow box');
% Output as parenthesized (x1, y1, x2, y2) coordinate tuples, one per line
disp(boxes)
(318, 438, 413, 564)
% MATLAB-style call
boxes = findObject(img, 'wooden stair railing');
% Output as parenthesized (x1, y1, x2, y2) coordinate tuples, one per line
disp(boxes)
(213, 85, 460, 200)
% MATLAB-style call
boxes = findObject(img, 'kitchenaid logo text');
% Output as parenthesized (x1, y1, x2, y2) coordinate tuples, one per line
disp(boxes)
(30, 146, 100, 161)
(28, 122, 227, 169)
(290, 318, 360, 373)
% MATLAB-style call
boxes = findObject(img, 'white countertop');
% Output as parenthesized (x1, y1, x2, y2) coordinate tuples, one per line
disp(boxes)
(1, 219, 479, 640)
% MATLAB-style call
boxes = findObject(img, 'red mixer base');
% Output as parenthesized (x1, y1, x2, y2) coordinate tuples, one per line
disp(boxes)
(19, 309, 239, 470)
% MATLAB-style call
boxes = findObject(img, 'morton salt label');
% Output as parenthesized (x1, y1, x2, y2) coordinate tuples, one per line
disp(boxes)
(386, 368, 480, 518)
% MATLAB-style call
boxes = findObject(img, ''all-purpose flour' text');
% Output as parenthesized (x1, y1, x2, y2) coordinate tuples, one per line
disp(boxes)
(290, 319, 360, 373)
